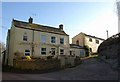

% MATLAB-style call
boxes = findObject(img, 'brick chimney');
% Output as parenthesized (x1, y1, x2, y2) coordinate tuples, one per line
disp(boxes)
(28, 17, 33, 24)
(59, 24, 63, 31)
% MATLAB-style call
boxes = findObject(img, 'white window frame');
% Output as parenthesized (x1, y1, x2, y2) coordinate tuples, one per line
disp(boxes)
(60, 38, 64, 44)
(51, 36, 56, 43)
(23, 32, 27, 41)
(24, 49, 30, 56)
(60, 49, 64, 55)
(41, 48, 46, 55)
(23, 35, 27, 41)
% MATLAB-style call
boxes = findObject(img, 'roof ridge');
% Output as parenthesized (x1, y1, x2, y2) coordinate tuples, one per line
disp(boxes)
(12, 19, 69, 36)
(79, 32, 104, 40)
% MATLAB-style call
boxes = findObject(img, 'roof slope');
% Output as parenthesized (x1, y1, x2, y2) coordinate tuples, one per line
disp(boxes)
(12, 19, 69, 36)
(85, 33, 105, 41)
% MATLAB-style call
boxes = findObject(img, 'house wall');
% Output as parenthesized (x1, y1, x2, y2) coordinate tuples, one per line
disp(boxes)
(72, 33, 85, 46)
(70, 48, 85, 57)
(6, 25, 69, 66)
(6, 25, 16, 66)
(72, 32, 104, 53)
(84, 36, 103, 53)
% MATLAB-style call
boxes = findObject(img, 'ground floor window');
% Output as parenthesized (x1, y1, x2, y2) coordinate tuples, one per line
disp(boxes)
(60, 49, 64, 55)
(41, 48, 46, 55)
(25, 49, 30, 56)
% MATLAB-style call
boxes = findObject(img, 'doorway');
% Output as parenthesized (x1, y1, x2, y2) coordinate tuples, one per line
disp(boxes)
(51, 48, 56, 55)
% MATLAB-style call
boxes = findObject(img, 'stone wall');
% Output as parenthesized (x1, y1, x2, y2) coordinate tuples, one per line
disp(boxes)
(98, 33, 120, 70)
(13, 58, 60, 70)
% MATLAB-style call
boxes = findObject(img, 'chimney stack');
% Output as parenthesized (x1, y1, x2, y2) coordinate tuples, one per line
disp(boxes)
(28, 17, 33, 24)
(59, 24, 63, 31)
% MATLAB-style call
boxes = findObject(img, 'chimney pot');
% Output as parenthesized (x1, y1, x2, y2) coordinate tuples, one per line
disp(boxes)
(59, 24, 63, 31)
(28, 17, 33, 24)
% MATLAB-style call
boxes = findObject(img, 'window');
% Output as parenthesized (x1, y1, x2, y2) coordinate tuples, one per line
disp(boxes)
(41, 35, 46, 43)
(51, 36, 56, 43)
(41, 48, 46, 55)
(76, 40, 79, 45)
(25, 49, 30, 56)
(89, 38, 92, 42)
(60, 49, 64, 55)
(60, 38, 64, 44)
(96, 40, 99, 44)
(23, 35, 27, 41)
(23, 32, 27, 41)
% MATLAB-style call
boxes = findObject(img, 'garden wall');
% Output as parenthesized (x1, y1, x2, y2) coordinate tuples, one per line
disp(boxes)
(13, 59, 61, 70)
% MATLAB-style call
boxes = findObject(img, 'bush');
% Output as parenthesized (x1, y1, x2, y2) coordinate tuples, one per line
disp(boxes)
(83, 45, 90, 56)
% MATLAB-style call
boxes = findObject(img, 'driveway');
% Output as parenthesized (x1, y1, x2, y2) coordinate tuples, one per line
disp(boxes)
(2, 58, 118, 80)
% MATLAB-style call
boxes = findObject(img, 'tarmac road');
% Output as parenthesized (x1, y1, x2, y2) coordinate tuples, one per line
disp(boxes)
(2, 58, 118, 80)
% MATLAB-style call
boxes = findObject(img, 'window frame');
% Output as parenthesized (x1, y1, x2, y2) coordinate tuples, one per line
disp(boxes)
(41, 48, 46, 55)
(89, 38, 92, 42)
(24, 49, 30, 56)
(60, 49, 64, 55)
(41, 35, 47, 43)
(96, 39, 99, 44)
(23, 35, 27, 41)
(60, 38, 64, 44)
(51, 36, 56, 43)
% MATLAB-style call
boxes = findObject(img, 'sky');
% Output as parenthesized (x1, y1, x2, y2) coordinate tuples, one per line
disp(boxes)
(1, 1, 118, 44)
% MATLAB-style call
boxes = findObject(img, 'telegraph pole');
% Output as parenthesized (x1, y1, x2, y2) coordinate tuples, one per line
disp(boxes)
(106, 30, 109, 39)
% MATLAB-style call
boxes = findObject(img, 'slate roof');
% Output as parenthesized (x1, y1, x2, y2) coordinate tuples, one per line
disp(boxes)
(78, 32, 104, 41)
(12, 19, 69, 36)
(85, 33, 105, 41)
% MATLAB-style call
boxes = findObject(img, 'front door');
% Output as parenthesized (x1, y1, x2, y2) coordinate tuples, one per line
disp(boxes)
(51, 48, 55, 55)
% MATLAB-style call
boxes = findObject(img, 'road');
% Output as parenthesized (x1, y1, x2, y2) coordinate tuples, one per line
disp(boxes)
(2, 58, 118, 80)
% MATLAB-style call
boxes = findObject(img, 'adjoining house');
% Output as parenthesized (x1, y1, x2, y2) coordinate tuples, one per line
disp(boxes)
(70, 44, 85, 58)
(5, 17, 70, 66)
(72, 32, 104, 54)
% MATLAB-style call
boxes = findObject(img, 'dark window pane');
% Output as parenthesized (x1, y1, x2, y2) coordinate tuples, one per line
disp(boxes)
(41, 48, 46, 55)
(96, 40, 99, 44)
(60, 38, 64, 44)
(51, 37, 56, 43)
(89, 38, 92, 42)
(23, 36, 27, 41)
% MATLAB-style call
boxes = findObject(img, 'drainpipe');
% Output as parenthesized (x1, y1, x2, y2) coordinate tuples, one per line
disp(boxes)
(31, 29, 34, 57)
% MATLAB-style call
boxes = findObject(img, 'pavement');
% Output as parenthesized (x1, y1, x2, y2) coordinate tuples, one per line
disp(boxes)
(2, 58, 118, 80)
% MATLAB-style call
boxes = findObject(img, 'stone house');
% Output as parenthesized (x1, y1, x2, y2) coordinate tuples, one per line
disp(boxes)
(72, 32, 104, 54)
(5, 17, 70, 66)
(70, 44, 85, 58)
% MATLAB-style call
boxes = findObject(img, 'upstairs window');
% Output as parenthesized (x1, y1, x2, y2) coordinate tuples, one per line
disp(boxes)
(60, 38, 64, 44)
(60, 49, 64, 55)
(96, 40, 99, 44)
(23, 32, 27, 41)
(25, 49, 30, 56)
(89, 38, 92, 42)
(41, 48, 46, 55)
(23, 36, 27, 41)
(51, 36, 56, 43)
(41, 35, 46, 43)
